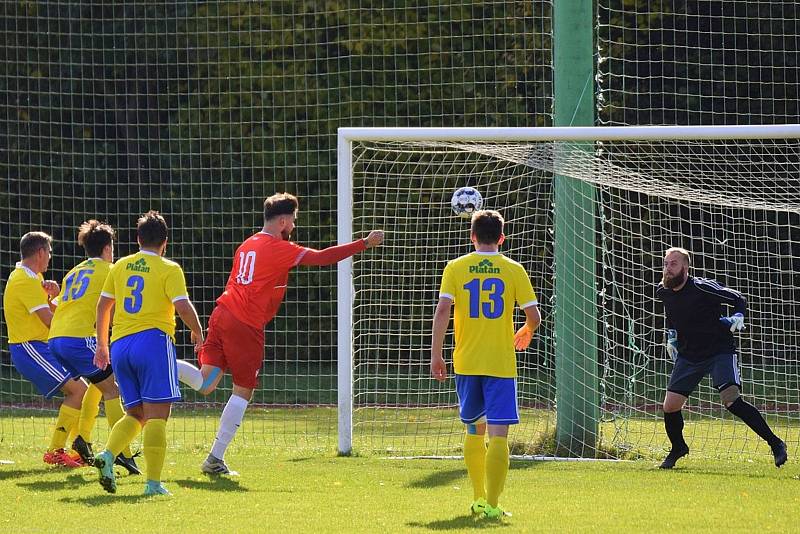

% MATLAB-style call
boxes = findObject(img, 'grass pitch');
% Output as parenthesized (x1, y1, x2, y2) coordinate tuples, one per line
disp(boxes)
(2, 413, 799, 533)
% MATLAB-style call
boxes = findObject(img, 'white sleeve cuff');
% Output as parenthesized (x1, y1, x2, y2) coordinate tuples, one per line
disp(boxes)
(29, 304, 49, 313)
(520, 300, 539, 309)
(100, 291, 115, 300)
(171, 295, 189, 303)
(439, 293, 454, 301)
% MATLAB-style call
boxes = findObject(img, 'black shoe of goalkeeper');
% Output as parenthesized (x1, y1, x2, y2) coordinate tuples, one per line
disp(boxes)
(658, 445, 689, 469)
(72, 435, 95, 466)
(115, 454, 141, 475)
(771, 440, 788, 468)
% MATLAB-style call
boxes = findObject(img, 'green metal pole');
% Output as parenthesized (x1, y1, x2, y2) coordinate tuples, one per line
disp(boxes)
(553, 0, 598, 456)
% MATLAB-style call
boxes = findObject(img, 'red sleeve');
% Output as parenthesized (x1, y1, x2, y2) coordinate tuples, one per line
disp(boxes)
(296, 239, 367, 267)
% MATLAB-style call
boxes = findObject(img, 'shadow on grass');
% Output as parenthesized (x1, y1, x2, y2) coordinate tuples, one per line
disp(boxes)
(406, 468, 464, 489)
(0, 466, 58, 481)
(407, 459, 546, 489)
(508, 460, 548, 472)
(17, 472, 88, 491)
(287, 456, 316, 463)
(59, 493, 152, 506)
(173, 476, 248, 492)
(407, 515, 510, 531)
(651, 464, 787, 480)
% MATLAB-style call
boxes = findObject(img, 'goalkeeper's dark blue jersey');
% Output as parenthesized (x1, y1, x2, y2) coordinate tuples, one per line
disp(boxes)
(656, 276, 747, 361)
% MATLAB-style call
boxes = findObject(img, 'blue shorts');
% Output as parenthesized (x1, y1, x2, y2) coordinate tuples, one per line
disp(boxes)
(110, 328, 180, 409)
(455, 374, 519, 425)
(668, 352, 742, 397)
(49, 336, 107, 381)
(9, 341, 72, 398)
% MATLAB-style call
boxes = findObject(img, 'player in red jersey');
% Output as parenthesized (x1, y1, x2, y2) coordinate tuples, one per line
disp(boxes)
(177, 192, 384, 475)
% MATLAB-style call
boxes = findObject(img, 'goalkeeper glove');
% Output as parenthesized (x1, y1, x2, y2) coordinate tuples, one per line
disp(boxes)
(720, 313, 745, 332)
(666, 329, 678, 362)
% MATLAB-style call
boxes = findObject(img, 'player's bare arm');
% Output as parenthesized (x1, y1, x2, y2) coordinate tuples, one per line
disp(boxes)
(174, 299, 205, 353)
(94, 295, 114, 370)
(33, 307, 54, 328)
(430, 297, 452, 382)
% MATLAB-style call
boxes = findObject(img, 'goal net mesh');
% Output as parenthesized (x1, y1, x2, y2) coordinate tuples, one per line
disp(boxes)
(349, 136, 800, 458)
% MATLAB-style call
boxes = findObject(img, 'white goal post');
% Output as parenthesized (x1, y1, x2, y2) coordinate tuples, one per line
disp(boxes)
(337, 124, 800, 458)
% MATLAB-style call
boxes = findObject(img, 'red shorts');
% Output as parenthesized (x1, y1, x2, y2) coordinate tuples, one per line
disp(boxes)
(199, 304, 264, 389)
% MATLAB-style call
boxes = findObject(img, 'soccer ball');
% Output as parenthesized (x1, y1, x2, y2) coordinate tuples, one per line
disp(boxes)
(450, 187, 484, 218)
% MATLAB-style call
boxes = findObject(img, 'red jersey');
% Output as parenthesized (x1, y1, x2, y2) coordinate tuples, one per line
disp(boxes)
(216, 231, 367, 329)
(216, 232, 308, 329)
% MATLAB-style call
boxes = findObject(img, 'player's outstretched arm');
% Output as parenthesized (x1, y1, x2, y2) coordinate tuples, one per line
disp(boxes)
(430, 298, 452, 382)
(94, 295, 114, 369)
(298, 230, 385, 266)
(174, 299, 204, 353)
(514, 305, 541, 351)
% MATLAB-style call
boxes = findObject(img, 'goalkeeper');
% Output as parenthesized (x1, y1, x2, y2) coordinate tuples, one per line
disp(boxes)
(430, 209, 541, 519)
(657, 247, 787, 469)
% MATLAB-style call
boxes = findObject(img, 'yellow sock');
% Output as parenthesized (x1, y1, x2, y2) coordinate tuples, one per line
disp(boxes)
(105, 415, 142, 457)
(485, 436, 509, 507)
(464, 433, 487, 500)
(143, 419, 168, 483)
(77, 384, 103, 442)
(66, 426, 77, 449)
(48, 405, 80, 451)
(104, 397, 133, 457)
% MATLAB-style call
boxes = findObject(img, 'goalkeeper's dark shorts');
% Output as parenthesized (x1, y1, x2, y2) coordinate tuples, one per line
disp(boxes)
(667, 352, 741, 398)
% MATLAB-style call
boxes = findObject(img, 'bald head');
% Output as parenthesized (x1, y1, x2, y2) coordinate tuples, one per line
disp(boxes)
(662, 248, 690, 289)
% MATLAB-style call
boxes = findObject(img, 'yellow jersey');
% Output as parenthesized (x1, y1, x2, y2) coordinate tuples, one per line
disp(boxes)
(101, 251, 189, 342)
(2, 263, 51, 343)
(438, 252, 538, 378)
(49, 258, 112, 339)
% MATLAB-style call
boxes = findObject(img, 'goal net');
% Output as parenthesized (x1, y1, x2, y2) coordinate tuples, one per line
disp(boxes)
(339, 125, 800, 459)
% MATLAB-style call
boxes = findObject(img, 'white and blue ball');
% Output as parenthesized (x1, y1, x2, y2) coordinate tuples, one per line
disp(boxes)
(450, 187, 484, 218)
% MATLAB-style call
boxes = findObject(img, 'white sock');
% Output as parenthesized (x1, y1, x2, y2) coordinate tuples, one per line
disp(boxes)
(176, 360, 203, 391)
(210, 394, 248, 460)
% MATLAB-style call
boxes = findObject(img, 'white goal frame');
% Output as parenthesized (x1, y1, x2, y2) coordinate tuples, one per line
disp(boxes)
(336, 124, 800, 455)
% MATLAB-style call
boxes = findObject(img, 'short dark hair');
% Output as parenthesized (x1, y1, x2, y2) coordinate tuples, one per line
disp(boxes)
(78, 220, 115, 257)
(20, 231, 53, 259)
(137, 210, 168, 247)
(471, 210, 504, 245)
(264, 193, 299, 221)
